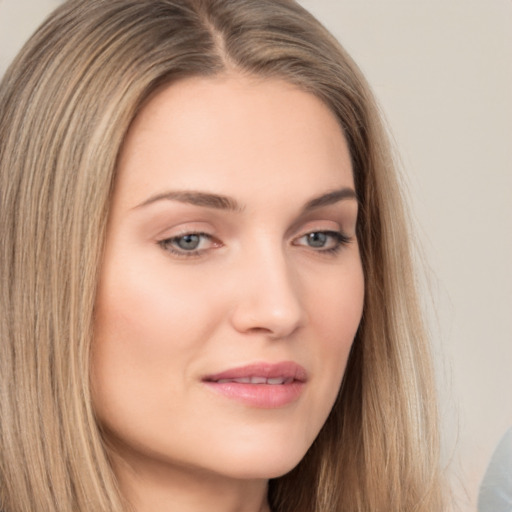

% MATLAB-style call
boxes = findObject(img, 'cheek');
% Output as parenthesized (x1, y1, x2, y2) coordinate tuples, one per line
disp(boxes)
(91, 263, 197, 424)
(90, 253, 231, 409)
(308, 255, 364, 350)
(93, 258, 218, 359)
(299, 258, 364, 435)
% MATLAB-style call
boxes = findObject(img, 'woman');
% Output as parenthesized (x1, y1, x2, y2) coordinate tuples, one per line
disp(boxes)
(0, 0, 445, 511)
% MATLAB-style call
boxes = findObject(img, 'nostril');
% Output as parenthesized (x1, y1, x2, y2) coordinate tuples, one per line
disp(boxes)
(230, 303, 305, 339)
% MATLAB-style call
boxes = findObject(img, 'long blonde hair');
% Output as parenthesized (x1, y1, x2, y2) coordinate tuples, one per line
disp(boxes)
(0, 1, 445, 510)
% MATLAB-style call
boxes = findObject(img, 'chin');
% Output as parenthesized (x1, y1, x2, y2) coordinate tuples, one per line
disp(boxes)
(206, 437, 311, 481)
(187, 405, 329, 481)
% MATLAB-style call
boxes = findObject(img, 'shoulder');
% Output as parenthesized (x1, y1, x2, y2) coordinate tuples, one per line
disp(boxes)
(478, 427, 512, 512)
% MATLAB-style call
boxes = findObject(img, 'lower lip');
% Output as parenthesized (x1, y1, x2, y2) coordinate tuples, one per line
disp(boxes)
(203, 381, 305, 408)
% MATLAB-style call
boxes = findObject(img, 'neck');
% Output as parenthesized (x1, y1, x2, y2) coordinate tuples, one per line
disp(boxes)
(110, 451, 271, 512)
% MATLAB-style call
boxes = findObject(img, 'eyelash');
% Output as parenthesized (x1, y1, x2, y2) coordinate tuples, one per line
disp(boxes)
(158, 230, 351, 258)
(294, 230, 351, 255)
(158, 232, 217, 258)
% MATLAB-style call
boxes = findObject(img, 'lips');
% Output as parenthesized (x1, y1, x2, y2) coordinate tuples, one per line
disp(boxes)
(203, 361, 307, 384)
(202, 362, 307, 408)
(216, 376, 294, 385)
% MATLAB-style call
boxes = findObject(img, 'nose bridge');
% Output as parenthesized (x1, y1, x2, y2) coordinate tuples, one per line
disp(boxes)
(230, 238, 305, 338)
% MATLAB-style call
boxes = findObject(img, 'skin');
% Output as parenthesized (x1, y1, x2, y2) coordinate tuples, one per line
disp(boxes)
(92, 74, 364, 512)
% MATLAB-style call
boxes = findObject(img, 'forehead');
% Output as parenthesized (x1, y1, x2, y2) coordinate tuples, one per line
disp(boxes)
(115, 74, 353, 209)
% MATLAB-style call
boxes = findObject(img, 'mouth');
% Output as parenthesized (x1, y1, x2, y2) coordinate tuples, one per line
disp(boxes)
(202, 362, 307, 408)
(214, 376, 295, 385)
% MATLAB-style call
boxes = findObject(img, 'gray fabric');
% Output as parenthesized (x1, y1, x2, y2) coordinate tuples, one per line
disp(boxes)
(478, 427, 512, 512)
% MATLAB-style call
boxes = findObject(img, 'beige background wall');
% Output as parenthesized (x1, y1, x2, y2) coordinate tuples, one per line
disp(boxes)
(1, 1, 511, 510)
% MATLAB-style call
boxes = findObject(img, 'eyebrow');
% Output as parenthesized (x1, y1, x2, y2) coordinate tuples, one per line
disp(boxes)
(135, 190, 243, 212)
(302, 188, 358, 212)
(134, 187, 357, 212)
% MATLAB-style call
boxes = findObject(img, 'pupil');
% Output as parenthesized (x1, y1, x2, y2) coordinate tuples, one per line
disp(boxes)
(308, 232, 327, 247)
(178, 234, 200, 250)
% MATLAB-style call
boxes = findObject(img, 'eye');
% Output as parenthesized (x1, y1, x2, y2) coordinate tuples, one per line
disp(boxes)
(305, 232, 330, 248)
(158, 232, 218, 257)
(294, 230, 351, 254)
(173, 234, 202, 251)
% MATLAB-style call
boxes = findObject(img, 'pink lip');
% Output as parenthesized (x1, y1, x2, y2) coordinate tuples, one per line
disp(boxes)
(202, 362, 307, 409)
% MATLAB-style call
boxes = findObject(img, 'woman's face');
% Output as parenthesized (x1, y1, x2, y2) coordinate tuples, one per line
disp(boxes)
(92, 75, 364, 483)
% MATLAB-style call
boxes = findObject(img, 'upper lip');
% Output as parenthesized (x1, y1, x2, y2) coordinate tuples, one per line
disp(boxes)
(203, 361, 308, 383)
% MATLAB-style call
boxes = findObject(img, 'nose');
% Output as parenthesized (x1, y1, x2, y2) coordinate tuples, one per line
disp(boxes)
(229, 247, 306, 339)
